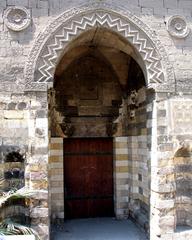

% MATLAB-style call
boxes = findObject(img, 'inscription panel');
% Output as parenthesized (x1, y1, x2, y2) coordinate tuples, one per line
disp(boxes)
(169, 99, 192, 134)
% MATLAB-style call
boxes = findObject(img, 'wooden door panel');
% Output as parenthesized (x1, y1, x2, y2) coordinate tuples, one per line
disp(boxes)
(64, 138, 114, 219)
(64, 138, 113, 153)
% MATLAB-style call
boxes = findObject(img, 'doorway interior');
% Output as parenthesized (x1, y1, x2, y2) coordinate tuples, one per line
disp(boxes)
(48, 28, 151, 234)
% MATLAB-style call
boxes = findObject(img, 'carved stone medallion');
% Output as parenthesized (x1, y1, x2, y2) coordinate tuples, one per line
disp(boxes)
(4, 6, 31, 31)
(167, 15, 190, 38)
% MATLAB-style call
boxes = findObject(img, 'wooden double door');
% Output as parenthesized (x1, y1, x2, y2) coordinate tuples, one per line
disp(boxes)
(64, 138, 114, 219)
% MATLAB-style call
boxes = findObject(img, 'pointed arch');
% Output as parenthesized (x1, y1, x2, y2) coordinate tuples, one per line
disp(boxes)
(24, 3, 174, 92)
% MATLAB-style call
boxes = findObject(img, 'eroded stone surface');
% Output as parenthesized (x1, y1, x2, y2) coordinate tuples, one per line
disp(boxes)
(0, 1, 192, 240)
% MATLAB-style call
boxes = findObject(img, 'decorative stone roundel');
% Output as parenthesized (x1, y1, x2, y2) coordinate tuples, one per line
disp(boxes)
(167, 15, 190, 38)
(4, 6, 31, 31)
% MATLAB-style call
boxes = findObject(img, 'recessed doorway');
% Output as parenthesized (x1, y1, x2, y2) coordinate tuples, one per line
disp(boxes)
(49, 27, 150, 234)
(64, 138, 114, 219)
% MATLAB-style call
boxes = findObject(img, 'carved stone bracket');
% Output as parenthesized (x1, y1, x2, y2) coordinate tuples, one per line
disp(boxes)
(127, 90, 139, 119)
(106, 119, 118, 136)
(4, 6, 31, 31)
(167, 15, 190, 38)
(60, 118, 74, 137)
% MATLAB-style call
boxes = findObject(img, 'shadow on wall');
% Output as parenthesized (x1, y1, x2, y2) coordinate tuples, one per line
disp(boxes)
(174, 143, 192, 228)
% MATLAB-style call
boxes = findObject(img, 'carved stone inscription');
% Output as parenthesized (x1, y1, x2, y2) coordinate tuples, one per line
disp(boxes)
(169, 100, 192, 134)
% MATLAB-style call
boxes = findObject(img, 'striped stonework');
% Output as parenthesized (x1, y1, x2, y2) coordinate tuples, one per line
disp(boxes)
(49, 135, 150, 223)
(125, 93, 152, 229)
(127, 136, 150, 215)
(49, 138, 64, 220)
(130, 136, 149, 202)
(114, 137, 129, 219)
(49, 137, 131, 220)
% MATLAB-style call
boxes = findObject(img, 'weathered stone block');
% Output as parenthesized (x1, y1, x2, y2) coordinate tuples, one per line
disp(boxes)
(36, 110, 47, 118)
(159, 216, 175, 233)
(4, 111, 24, 119)
(31, 207, 48, 218)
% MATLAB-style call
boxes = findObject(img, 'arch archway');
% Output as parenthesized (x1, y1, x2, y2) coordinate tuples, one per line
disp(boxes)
(48, 24, 153, 235)
(24, 3, 175, 239)
(24, 3, 174, 92)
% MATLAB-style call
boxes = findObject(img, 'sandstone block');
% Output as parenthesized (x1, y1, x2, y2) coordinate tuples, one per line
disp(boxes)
(4, 110, 24, 119)
(159, 216, 175, 233)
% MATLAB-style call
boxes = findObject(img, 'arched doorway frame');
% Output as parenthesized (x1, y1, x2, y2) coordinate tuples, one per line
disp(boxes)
(24, 3, 175, 239)
(24, 3, 174, 93)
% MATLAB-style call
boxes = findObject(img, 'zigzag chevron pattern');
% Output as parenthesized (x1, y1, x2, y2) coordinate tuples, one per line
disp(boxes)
(37, 12, 164, 84)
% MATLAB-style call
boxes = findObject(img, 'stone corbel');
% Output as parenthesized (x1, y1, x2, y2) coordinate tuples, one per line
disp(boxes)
(127, 90, 139, 119)
(60, 118, 74, 137)
(106, 120, 118, 137)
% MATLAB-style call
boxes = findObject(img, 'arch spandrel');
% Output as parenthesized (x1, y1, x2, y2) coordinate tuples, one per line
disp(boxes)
(24, 3, 174, 92)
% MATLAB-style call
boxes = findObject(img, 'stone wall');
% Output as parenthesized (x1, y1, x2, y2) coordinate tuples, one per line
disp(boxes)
(174, 145, 192, 227)
(0, 1, 192, 240)
(125, 87, 153, 233)
(0, 93, 49, 239)
(150, 95, 192, 240)
(0, 1, 192, 94)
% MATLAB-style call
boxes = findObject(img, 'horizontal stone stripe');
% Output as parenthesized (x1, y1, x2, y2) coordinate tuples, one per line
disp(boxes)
(50, 187, 64, 194)
(114, 137, 128, 142)
(49, 155, 62, 162)
(116, 173, 129, 178)
(115, 148, 128, 154)
(50, 168, 63, 175)
(114, 142, 128, 148)
(50, 142, 63, 150)
(51, 201, 64, 207)
(116, 166, 129, 173)
(51, 138, 63, 143)
(115, 154, 128, 160)
(50, 175, 63, 181)
(116, 202, 129, 208)
(115, 160, 128, 167)
(50, 181, 64, 188)
(116, 184, 129, 190)
(116, 196, 129, 202)
(50, 149, 63, 156)
(50, 162, 63, 168)
(51, 193, 63, 200)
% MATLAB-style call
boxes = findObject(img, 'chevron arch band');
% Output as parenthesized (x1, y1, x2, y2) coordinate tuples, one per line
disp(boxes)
(25, 3, 174, 92)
